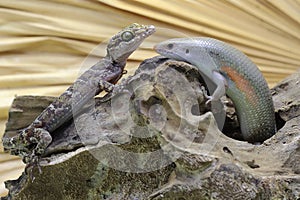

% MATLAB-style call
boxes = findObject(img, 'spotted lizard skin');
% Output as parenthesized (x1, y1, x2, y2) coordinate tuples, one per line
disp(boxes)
(2, 23, 155, 168)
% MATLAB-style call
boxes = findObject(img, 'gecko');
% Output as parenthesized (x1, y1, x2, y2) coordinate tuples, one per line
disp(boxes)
(2, 23, 155, 169)
(154, 37, 276, 143)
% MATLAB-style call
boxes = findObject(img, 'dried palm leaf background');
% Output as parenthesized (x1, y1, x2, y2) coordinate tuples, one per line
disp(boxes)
(1, 0, 300, 196)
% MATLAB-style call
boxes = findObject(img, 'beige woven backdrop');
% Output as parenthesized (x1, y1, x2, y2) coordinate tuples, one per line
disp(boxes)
(1, 0, 300, 196)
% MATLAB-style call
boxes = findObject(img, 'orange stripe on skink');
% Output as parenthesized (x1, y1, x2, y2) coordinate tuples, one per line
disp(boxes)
(221, 66, 258, 105)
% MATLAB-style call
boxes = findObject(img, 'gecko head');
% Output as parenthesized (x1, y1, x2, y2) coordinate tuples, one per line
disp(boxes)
(107, 23, 155, 64)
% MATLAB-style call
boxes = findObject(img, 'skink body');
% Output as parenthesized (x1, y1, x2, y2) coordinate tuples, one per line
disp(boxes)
(155, 37, 276, 143)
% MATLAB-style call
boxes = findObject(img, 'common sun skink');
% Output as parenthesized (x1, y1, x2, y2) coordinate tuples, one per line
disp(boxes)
(154, 37, 276, 143)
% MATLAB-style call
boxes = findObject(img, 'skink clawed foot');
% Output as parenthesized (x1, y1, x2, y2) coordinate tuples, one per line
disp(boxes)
(200, 86, 214, 105)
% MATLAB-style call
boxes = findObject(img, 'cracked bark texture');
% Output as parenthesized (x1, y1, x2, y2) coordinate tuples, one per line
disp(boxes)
(2, 56, 300, 200)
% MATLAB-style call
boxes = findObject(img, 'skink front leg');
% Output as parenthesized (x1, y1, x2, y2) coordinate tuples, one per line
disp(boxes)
(201, 71, 227, 130)
(202, 70, 227, 104)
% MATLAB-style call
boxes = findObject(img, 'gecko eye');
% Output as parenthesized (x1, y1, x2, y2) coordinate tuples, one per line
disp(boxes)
(185, 49, 189, 54)
(121, 31, 134, 42)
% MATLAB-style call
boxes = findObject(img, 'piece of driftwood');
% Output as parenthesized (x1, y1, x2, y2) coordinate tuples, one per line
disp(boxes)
(2, 56, 300, 200)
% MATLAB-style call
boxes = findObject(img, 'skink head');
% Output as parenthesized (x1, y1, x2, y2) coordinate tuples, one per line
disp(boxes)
(154, 38, 219, 73)
(107, 23, 155, 64)
(154, 38, 195, 62)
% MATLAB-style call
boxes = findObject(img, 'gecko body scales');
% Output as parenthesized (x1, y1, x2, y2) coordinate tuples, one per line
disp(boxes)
(2, 23, 155, 167)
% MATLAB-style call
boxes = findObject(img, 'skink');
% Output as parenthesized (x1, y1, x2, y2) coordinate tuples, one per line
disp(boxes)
(154, 37, 276, 143)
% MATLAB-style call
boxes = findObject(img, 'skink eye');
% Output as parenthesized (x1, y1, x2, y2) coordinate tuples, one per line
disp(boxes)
(167, 43, 173, 49)
(121, 31, 134, 42)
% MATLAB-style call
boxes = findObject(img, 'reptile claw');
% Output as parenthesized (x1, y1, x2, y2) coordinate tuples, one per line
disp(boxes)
(200, 86, 213, 105)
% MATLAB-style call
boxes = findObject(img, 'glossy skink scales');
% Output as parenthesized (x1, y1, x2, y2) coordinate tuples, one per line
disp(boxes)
(154, 37, 276, 143)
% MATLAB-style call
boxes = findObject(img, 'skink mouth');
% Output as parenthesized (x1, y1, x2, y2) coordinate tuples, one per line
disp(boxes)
(153, 44, 180, 60)
(153, 44, 158, 51)
(153, 44, 168, 54)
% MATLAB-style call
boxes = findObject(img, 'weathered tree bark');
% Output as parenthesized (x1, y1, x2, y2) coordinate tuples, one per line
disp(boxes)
(2, 56, 300, 200)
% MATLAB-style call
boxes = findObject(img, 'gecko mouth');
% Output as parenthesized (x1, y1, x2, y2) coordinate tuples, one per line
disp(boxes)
(145, 25, 156, 36)
(130, 25, 156, 50)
